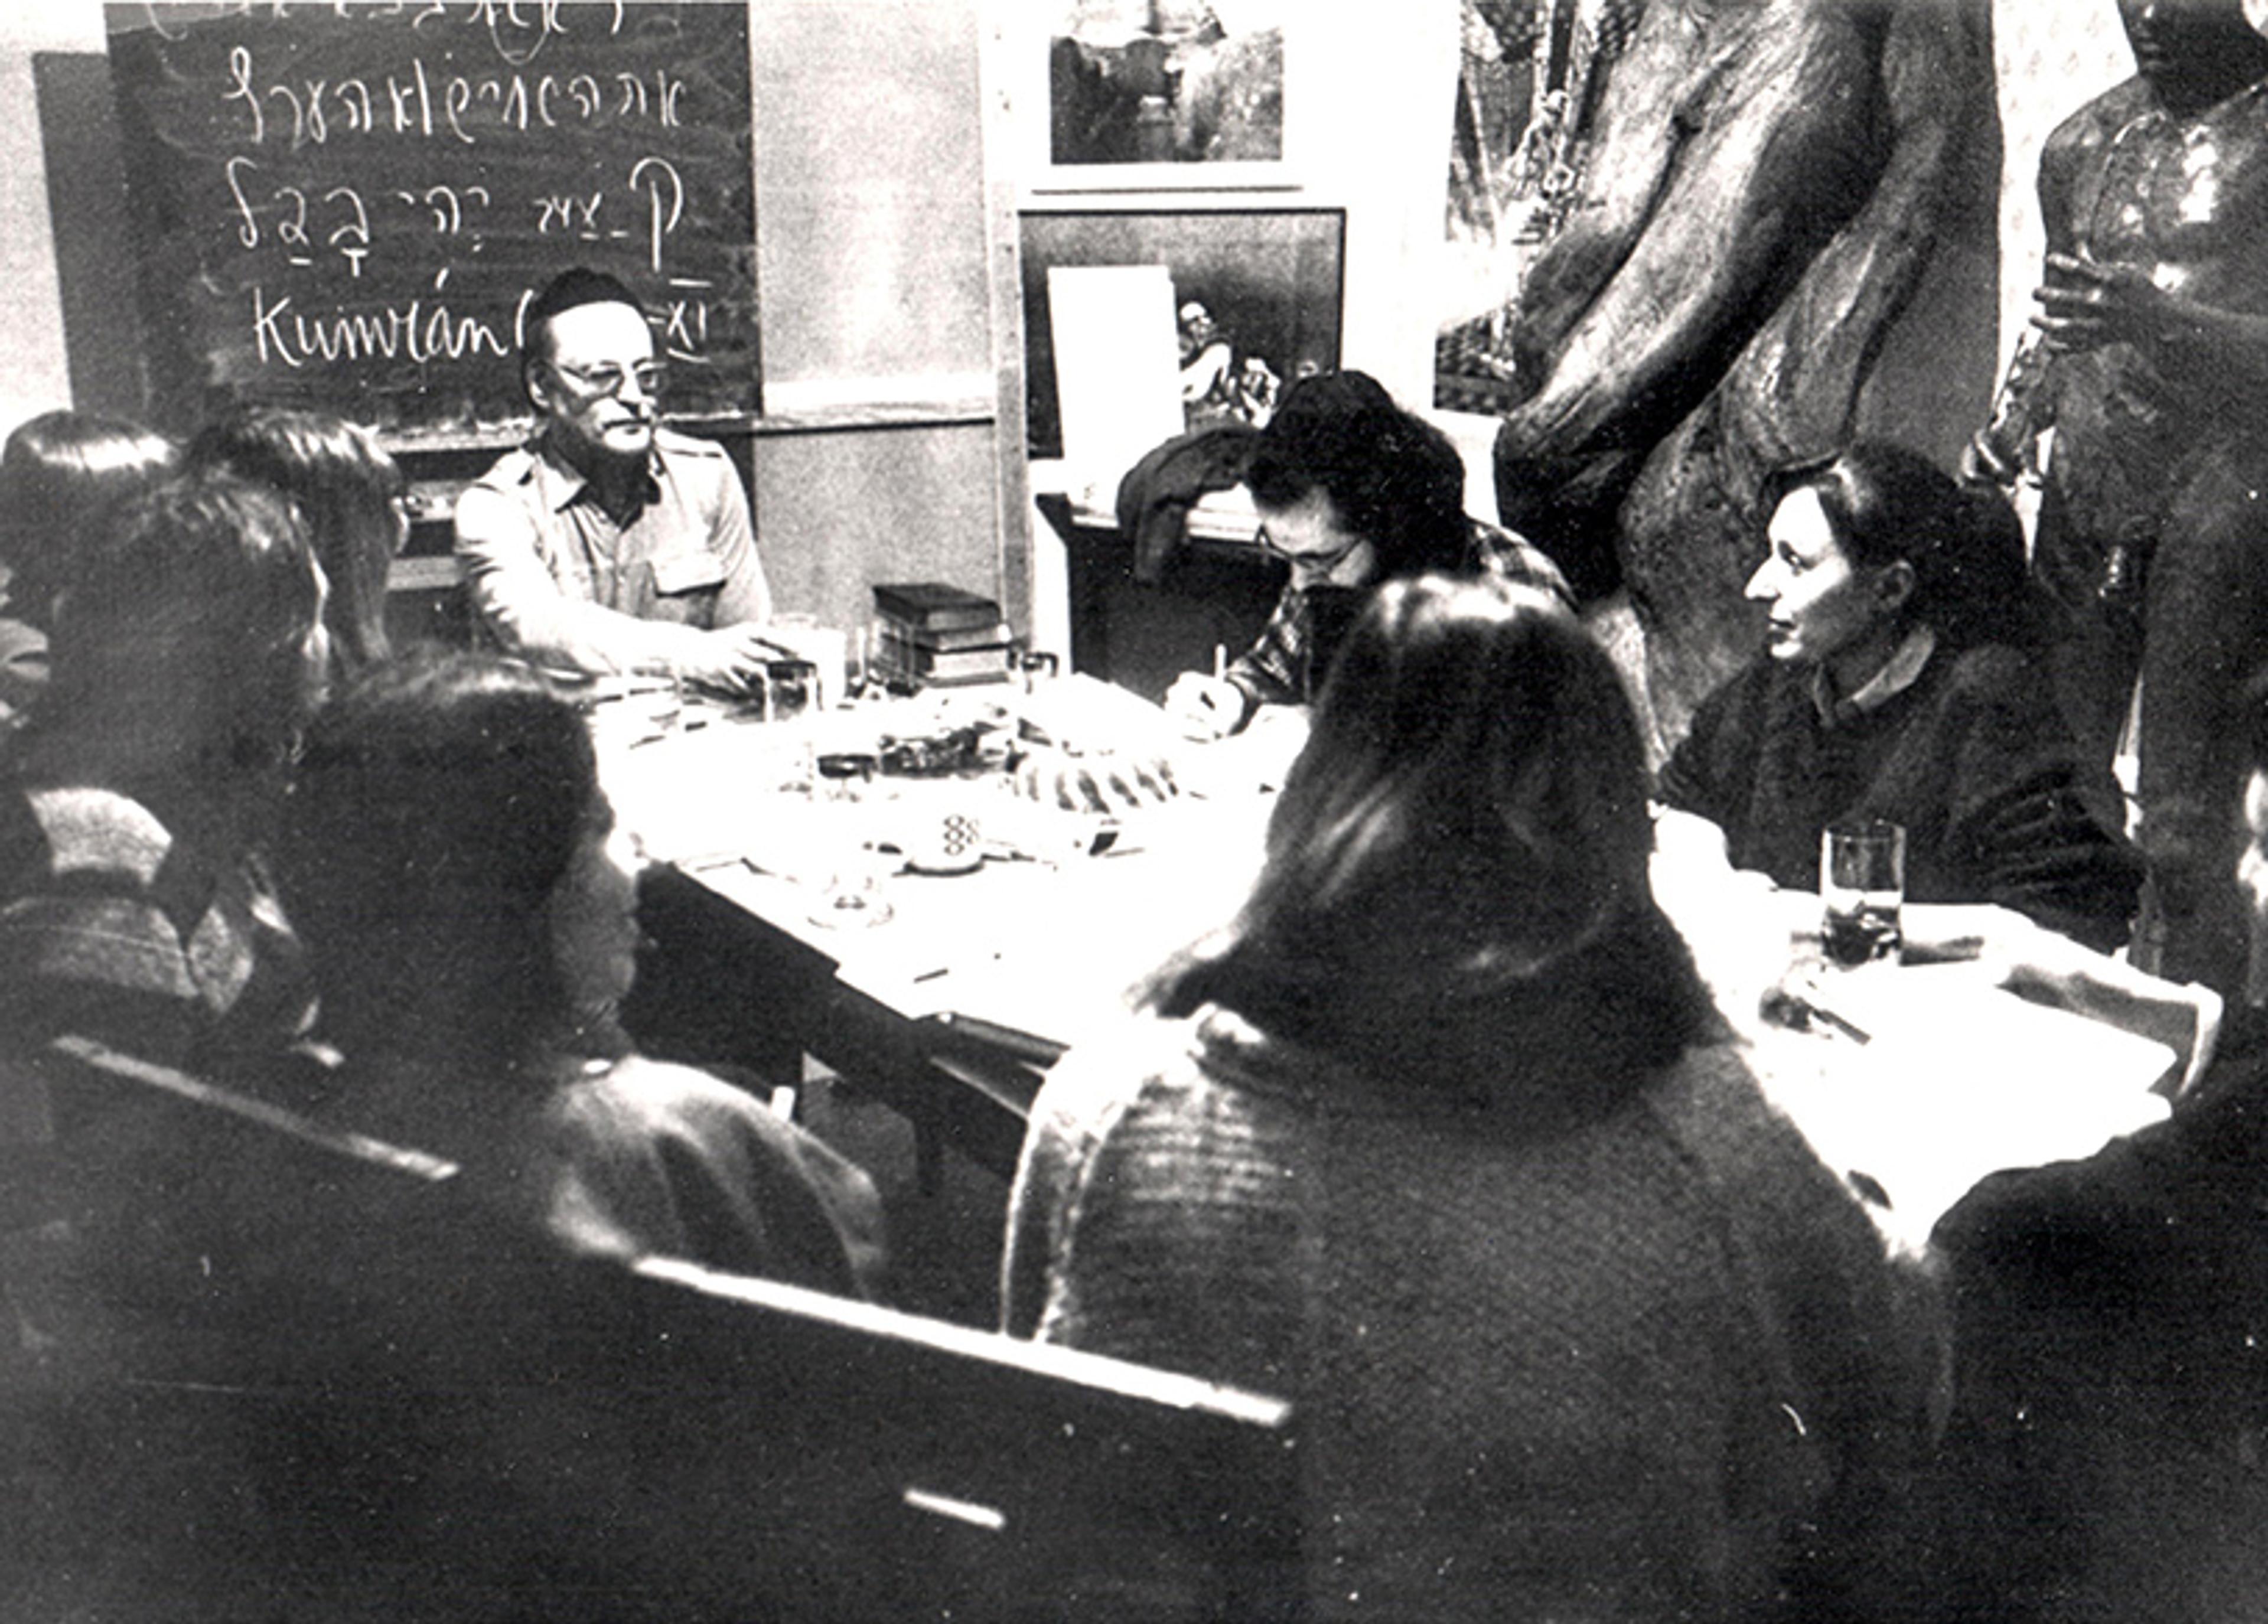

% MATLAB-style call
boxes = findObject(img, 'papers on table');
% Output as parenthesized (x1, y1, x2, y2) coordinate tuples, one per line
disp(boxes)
(1753, 963, 2173, 1254)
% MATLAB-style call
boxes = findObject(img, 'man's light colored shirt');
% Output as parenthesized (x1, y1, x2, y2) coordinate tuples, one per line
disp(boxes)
(455, 426, 771, 674)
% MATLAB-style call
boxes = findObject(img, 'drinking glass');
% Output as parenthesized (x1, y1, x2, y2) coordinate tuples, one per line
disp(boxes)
(809, 751, 890, 927)
(1820, 820, 1906, 966)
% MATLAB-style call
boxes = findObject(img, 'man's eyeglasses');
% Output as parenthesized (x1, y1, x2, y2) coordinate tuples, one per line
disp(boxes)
(549, 359, 669, 399)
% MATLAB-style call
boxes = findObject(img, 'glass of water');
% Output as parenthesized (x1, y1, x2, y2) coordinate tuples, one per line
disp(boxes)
(1820, 819, 1906, 966)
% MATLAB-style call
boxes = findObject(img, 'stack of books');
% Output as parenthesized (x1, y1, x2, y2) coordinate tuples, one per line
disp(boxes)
(871, 582, 1014, 689)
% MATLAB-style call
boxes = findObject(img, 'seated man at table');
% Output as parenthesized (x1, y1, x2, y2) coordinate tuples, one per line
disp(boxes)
(1928, 673, 2268, 1618)
(455, 267, 775, 688)
(1163, 370, 1569, 739)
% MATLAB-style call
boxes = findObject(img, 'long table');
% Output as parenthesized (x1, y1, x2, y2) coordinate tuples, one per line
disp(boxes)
(604, 680, 2184, 1244)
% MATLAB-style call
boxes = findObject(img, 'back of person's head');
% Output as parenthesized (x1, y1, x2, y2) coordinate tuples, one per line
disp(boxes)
(40, 469, 321, 774)
(1244, 370, 1472, 578)
(1158, 575, 1708, 1105)
(1762, 439, 2032, 650)
(281, 651, 597, 1071)
(190, 406, 404, 680)
(521, 266, 643, 377)
(0, 410, 178, 629)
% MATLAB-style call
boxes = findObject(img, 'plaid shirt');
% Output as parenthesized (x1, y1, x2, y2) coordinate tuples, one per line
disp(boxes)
(1224, 518, 1572, 713)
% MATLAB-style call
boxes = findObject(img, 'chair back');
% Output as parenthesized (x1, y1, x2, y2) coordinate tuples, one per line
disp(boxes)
(5, 1035, 1300, 1622)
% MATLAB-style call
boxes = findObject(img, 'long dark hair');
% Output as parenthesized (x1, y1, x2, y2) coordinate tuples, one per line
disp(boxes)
(1762, 440, 2034, 651)
(0, 409, 178, 631)
(1243, 370, 1472, 579)
(191, 406, 406, 680)
(1152, 575, 1712, 1114)
(280, 652, 598, 1074)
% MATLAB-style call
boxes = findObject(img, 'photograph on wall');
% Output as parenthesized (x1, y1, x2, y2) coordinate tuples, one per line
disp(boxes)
(1018, 207, 1344, 461)
(1436, 0, 1638, 413)
(1031, 1, 1288, 187)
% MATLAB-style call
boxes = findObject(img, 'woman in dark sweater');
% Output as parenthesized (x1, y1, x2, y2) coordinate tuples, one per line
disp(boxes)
(1657, 440, 2141, 951)
(1006, 577, 1940, 1620)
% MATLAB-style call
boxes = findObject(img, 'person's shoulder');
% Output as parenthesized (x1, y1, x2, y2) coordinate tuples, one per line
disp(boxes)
(460, 441, 542, 498)
(1470, 516, 1574, 607)
(1648, 1036, 1894, 1248)
(454, 443, 545, 538)
(1680, 651, 1787, 737)
(1934, 640, 2060, 719)
(19, 785, 174, 886)
(2042, 78, 2155, 163)
(653, 427, 735, 469)
(1034, 1010, 1207, 1138)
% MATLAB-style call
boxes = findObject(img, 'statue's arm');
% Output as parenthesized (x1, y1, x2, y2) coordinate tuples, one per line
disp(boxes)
(1963, 109, 2100, 485)
(1722, 0, 1979, 453)
(1497, 29, 1875, 462)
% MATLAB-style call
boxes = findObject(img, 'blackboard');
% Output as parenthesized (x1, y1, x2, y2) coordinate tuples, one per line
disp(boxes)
(104, 1, 759, 443)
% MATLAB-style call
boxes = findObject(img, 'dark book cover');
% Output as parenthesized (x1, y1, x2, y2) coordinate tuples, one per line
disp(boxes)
(871, 581, 1002, 632)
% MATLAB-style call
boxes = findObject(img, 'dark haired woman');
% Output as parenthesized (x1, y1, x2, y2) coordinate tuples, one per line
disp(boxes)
(1658, 439, 2141, 951)
(190, 405, 410, 683)
(1163, 369, 1568, 738)
(1006, 576, 1935, 1619)
(0, 410, 178, 729)
(279, 651, 883, 1293)
(0, 471, 322, 1074)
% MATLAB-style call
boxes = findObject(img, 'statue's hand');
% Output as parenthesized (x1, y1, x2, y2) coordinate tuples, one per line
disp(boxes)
(2032, 252, 2176, 355)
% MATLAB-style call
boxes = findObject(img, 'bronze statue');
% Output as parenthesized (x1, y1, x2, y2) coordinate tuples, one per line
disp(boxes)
(1491, 0, 1996, 748)
(1967, 0, 2268, 994)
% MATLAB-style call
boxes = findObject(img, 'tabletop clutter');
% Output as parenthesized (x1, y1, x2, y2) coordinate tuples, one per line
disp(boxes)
(585, 583, 2189, 1258)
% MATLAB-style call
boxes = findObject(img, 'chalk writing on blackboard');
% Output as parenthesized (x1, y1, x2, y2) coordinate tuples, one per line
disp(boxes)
(106, 2, 758, 443)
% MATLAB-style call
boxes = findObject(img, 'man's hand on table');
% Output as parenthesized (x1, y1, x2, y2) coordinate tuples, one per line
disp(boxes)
(673, 624, 780, 693)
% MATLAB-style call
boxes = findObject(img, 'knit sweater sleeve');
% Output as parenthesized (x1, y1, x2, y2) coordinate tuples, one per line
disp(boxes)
(1933, 647, 2142, 952)
(1003, 1014, 1307, 1395)
(1655, 658, 1770, 828)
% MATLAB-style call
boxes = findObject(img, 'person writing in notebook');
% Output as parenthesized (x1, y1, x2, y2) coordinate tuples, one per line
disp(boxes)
(455, 267, 775, 686)
(1164, 370, 1568, 741)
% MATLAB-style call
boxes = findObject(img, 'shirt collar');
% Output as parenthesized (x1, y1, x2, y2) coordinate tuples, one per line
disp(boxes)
(1812, 622, 1937, 726)
(525, 431, 664, 514)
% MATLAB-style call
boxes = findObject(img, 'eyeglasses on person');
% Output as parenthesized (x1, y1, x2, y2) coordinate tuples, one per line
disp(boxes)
(548, 359, 670, 399)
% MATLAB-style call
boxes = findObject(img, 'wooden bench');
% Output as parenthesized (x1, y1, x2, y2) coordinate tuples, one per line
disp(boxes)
(2, 1036, 1299, 1622)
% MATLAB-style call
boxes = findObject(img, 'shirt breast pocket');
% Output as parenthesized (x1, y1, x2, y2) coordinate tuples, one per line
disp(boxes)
(650, 552, 727, 598)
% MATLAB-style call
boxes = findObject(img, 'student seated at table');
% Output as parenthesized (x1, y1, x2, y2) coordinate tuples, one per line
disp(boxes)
(1005, 576, 1939, 1620)
(0, 471, 321, 1078)
(0, 410, 178, 731)
(190, 405, 411, 685)
(454, 266, 777, 690)
(1162, 369, 1568, 739)
(1928, 677, 2268, 1619)
(1656, 439, 2141, 951)
(278, 650, 884, 1296)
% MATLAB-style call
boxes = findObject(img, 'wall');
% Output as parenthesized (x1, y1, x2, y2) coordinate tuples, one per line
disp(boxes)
(0, 6, 99, 440)
(1990, 0, 2130, 374)
(747, 0, 1012, 634)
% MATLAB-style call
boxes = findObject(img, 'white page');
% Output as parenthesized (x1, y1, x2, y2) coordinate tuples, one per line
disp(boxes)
(1047, 263, 1184, 498)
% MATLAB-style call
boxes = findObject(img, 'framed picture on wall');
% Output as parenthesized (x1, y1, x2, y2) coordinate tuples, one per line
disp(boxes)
(1019, 207, 1345, 461)
(1019, 1, 1295, 193)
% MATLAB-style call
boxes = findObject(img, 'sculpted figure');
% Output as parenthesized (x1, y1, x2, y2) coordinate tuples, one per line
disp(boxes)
(1492, 0, 1995, 745)
(1966, 0, 2268, 994)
